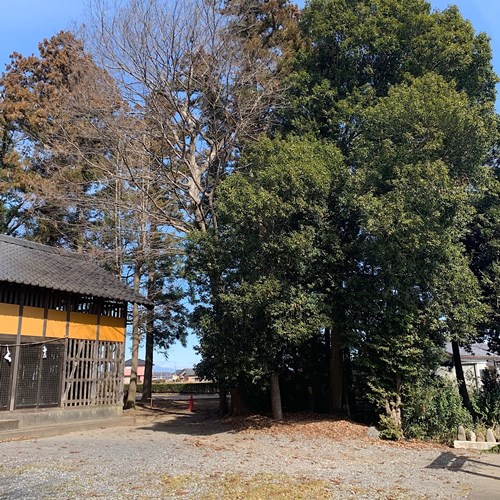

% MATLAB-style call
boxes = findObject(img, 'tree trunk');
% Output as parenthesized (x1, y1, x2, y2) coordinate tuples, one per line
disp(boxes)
(385, 396, 402, 432)
(270, 372, 283, 421)
(307, 385, 315, 413)
(141, 267, 155, 403)
(219, 386, 229, 417)
(451, 340, 477, 420)
(329, 327, 343, 413)
(230, 385, 250, 416)
(342, 347, 352, 417)
(125, 303, 140, 409)
(125, 260, 142, 409)
(384, 373, 403, 438)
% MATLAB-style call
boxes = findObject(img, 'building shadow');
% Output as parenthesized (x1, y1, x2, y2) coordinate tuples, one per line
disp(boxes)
(427, 452, 500, 482)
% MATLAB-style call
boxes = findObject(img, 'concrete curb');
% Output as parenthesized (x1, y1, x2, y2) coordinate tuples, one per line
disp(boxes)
(454, 441, 499, 451)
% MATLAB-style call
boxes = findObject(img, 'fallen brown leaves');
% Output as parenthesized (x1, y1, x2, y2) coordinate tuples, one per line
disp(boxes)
(224, 412, 370, 441)
(224, 412, 450, 451)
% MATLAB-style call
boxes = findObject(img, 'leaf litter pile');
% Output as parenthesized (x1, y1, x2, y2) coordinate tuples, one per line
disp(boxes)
(224, 412, 447, 450)
(224, 413, 370, 441)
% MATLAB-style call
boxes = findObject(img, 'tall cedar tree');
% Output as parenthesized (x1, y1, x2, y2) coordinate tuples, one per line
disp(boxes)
(279, 0, 498, 420)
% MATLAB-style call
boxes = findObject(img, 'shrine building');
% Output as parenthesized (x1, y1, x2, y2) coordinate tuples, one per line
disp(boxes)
(0, 235, 149, 419)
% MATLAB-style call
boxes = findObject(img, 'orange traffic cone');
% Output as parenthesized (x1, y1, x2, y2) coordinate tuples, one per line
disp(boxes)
(189, 394, 194, 412)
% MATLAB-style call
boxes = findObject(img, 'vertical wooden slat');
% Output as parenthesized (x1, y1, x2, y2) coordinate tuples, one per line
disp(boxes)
(9, 287, 25, 411)
(83, 340, 88, 404)
(60, 337, 68, 407)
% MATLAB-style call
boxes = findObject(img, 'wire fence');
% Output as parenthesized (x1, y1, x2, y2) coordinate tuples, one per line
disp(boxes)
(0, 338, 123, 411)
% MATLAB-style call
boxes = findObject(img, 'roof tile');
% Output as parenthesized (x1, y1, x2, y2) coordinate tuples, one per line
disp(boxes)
(0, 235, 151, 306)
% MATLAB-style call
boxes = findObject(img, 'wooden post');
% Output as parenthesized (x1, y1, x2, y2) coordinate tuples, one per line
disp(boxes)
(35, 294, 49, 409)
(9, 287, 25, 411)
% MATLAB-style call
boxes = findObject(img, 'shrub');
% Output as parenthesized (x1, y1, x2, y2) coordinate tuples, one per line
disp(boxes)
(124, 382, 218, 394)
(472, 367, 500, 426)
(379, 414, 403, 440)
(402, 377, 473, 444)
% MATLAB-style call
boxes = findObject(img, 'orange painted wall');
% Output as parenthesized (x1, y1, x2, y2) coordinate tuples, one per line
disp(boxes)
(46, 310, 67, 339)
(1, 301, 126, 343)
(68, 312, 98, 340)
(100, 316, 126, 342)
(0, 303, 19, 335)
(20, 306, 44, 337)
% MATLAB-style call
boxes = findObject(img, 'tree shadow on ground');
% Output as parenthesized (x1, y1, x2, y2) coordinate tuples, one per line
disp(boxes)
(427, 452, 500, 482)
(133, 396, 229, 436)
(133, 396, 370, 440)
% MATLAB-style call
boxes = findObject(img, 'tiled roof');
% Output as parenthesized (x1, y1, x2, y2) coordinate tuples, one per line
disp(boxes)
(445, 342, 500, 361)
(0, 235, 151, 306)
(125, 359, 147, 367)
(176, 368, 196, 376)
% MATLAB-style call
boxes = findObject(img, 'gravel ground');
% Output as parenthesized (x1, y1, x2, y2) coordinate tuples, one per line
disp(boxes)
(0, 398, 493, 499)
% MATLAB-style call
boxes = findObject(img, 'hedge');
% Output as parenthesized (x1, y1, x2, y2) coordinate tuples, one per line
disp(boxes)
(124, 382, 218, 394)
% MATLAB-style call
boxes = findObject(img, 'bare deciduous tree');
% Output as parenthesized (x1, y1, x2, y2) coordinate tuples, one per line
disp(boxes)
(86, 0, 281, 233)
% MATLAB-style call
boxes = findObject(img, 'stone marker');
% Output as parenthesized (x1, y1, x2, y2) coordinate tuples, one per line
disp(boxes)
(477, 432, 485, 442)
(470, 431, 476, 442)
(458, 425, 466, 441)
(487, 428, 496, 443)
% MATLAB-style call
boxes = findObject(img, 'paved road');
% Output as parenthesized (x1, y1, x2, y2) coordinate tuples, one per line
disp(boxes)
(466, 453, 500, 499)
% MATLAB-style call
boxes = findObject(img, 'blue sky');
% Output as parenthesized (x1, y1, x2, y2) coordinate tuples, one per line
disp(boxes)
(1, 0, 499, 368)
(1, 1, 499, 73)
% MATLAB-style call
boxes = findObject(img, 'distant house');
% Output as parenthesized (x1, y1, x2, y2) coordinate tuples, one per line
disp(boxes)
(123, 359, 147, 384)
(0, 235, 150, 423)
(152, 370, 174, 381)
(172, 368, 199, 383)
(438, 343, 500, 390)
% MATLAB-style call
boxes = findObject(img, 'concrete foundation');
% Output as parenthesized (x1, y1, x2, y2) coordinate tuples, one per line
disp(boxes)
(9, 405, 123, 428)
(454, 440, 499, 451)
(0, 405, 135, 441)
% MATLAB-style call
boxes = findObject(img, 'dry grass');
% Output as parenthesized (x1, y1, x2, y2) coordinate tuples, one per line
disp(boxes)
(163, 473, 334, 499)
(161, 472, 419, 499)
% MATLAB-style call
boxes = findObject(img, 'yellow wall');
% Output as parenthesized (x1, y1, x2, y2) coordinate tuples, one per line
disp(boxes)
(0, 303, 19, 335)
(21, 306, 44, 337)
(0, 301, 126, 343)
(69, 312, 98, 340)
(46, 310, 67, 339)
(100, 316, 126, 342)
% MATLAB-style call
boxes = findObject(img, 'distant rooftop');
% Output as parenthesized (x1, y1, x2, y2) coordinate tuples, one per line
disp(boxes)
(175, 368, 196, 376)
(125, 359, 147, 367)
(445, 342, 500, 360)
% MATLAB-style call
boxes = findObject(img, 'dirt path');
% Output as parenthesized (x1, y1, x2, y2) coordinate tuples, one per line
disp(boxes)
(0, 396, 498, 499)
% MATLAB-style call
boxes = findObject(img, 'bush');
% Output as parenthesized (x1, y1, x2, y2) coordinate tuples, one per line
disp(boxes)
(472, 367, 500, 426)
(379, 414, 403, 440)
(124, 382, 218, 394)
(402, 377, 473, 444)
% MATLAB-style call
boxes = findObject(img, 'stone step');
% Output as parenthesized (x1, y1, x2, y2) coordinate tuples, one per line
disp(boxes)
(0, 419, 19, 431)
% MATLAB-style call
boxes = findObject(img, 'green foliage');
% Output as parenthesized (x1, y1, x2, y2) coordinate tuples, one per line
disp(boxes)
(403, 377, 474, 444)
(283, 0, 497, 148)
(378, 414, 403, 441)
(349, 72, 494, 412)
(125, 383, 217, 394)
(355, 73, 495, 184)
(464, 163, 500, 353)
(472, 368, 500, 426)
(188, 135, 346, 389)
